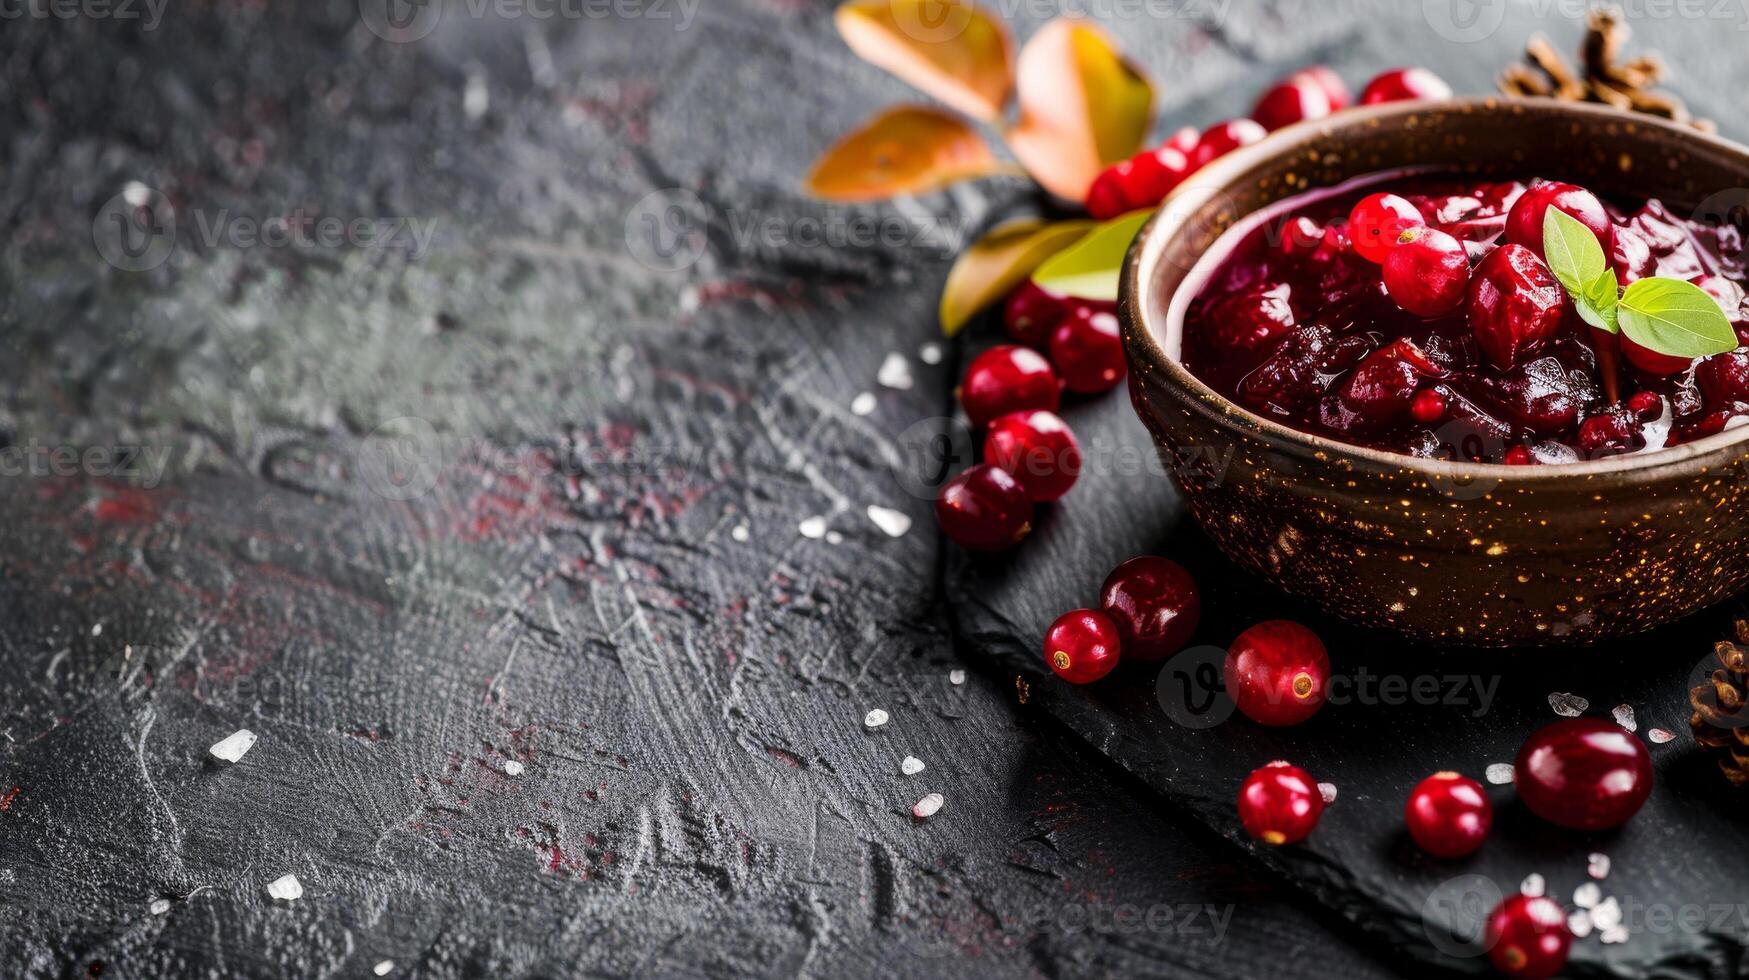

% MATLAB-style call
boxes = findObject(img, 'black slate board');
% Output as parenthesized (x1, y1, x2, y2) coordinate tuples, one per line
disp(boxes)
(947, 371, 1749, 978)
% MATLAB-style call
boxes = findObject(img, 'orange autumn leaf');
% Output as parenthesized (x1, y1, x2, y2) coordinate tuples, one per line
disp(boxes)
(938, 217, 1094, 336)
(806, 105, 1000, 202)
(835, 0, 1013, 122)
(1006, 19, 1153, 203)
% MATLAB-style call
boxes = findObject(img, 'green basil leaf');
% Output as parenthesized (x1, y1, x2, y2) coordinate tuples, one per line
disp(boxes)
(1575, 267, 1620, 334)
(1031, 208, 1154, 301)
(1618, 277, 1739, 360)
(1543, 207, 1618, 334)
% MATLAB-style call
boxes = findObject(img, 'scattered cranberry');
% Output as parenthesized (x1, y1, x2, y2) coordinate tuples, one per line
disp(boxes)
(1514, 717, 1653, 831)
(1357, 67, 1452, 105)
(934, 464, 1033, 552)
(1099, 556, 1200, 660)
(1043, 609, 1121, 684)
(1086, 143, 1197, 219)
(1223, 621, 1330, 726)
(1084, 169, 1131, 222)
(1504, 180, 1614, 261)
(1004, 280, 1070, 349)
(1626, 390, 1665, 421)
(1161, 125, 1199, 155)
(1410, 386, 1448, 424)
(1698, 350, 1749, 406)
(1503, 445, 1535, 465)
(1403, 772, 1492, 858)
(1049, 307, 1127, 394)
(1466, 244, 1565, 370)
(1190, 118, 1268, 170)
(983, 410, 1082, 502)
(1237, 761, 1324, 845)
(1383, 226, 1470, 316)
(960, 345, 1060, 426)
(1484, 895, 1571, 980)
(1347, 193, 1425, 264)
(1252, 68, 1343, 132)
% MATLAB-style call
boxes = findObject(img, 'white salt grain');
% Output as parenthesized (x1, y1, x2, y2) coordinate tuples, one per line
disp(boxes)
(266, 874, 303, 901)
(1649, 727, 1676, 744)
(1612, 704, 1637, 732)
(374, 961, 395, 976)
(851, 392, 877, 416)
(948, 670, 965, 686)
(918, 342, 943, 365)
(1486, 763, 1515, 785)
(1600, 924, 1629, 944)
(730, 524, 750, 542)
(1549, 692, 1589, 717)
(1591, 896, 1622, 930)
(912, 793, 944, 818)
(1317, 782, 1338, 804)
(867, 505, 912, 538)
(1568, 910, 1593, 938)
(826, 531, 844, 545)
(864, 709, 889, 729)
(149, 898, 171, 915)
(799, 516, 827, 539)
(209, 729, 258, 764)
(1588, 852, 1611, 879)
(503, 760, 524, 776)
(92, 623, 103, 637)
(901, 756, 925, 775)
(1520, 873, 1545, 897)
(877, 353, 913, 390)
(1573, 881, 1601, 908)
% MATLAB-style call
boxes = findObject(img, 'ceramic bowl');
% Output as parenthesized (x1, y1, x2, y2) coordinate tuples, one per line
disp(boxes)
(1121, 97, 1749, 646)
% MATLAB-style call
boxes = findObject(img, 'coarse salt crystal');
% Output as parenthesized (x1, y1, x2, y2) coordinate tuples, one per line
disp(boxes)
(864, 709, 889, 729)
(918, 342, 942, 365)
(1648, 727, 1675, 744)
(1520, 873, 1545, 897)
(730, 524, 750, 542)
(1486, 763, 1515, 785)
(149, 898, 171, 915)
(266, 874, 303, 901)
(92, 623, 103, 637)
(799, 516, 827, 539)
(503, 760, 524, 776)
(1591, 896, 1621, 930)
(825, 531, 844, 545)
(374, 961, 395, 976)
(1549, 692, 1589, 717)
(1568, 910, 1593, 938)
(866, 505, 912, 538)
(1588, 852, 1610, 879)
(1600, 924, 1629, 944)
(1612, 704, 1637, 731)
(877, 353, 913, 390)
(1573, 881, 1601, 908)
(851, 392, 877, 416)
(912, 793, 943, 818)
(1317, 782, 1337, 804)
(901, 756, 925, 775)
(209, 729, 257, 764)
(949, 670, 965, 686)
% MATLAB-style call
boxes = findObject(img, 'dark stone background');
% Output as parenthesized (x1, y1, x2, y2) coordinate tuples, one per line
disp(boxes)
(0, 2, 1744, 978)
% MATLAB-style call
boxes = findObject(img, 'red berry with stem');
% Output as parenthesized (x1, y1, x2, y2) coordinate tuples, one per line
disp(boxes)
(935, 463, 1033, 552)
(1466, 244, 1566, 370)
(1383, 226, 1470, 316)
(1514, 717, 1653, 830)
(1358, 67, 1453, 105)
(1404, 772, 1492, 858)
(1252, 70, 1337, 132)
(1237, 761, 1324, 845)
(1003, 279, 1071, 349)
(1043, 608, 1122, 684)
(1484, 895, 1571, 980)
(1347, 193, 1425, 264)
(1223, 620, 1330, 726)
(1504, 180, 1614, 261)
(984, 410, 1082, 502)
(1049, 307, 1127, 394)
(1099, 556, 1200, 661)
(1190, 118, 1267, 170)
(961, 345, 1060, 426)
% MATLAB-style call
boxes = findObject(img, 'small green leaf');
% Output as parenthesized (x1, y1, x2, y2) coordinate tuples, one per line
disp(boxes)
(1543, 207, 1618, 334)
(1031, 209, 1153, 301)
(1618, 277, 1739, 360)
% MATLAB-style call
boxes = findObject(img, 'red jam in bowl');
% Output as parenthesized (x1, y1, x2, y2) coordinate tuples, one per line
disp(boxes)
(1173, 175, 1749, 462)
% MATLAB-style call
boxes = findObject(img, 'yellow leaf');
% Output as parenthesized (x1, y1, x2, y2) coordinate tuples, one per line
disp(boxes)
(1032, 209, 1152, 302)
(806, 105, 1000, 202)
(1006, 19, 1153, 203)
(836, 0, 1013, 122)
(938, 218, 1095, 336)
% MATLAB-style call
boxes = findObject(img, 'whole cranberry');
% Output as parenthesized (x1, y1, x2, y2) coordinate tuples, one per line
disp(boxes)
(1382, 226, 1470, 316)
(1621, 330, 1699, 377)
(1697, 350, 1749, 406)
(1357, 67, 1453, 105)
(1049, 308, 1127, 394)
(1003, 279, 1070, 349)
(1084, 168, 1131, 221)
(1099, 556, 1200, 660)
(961, 345, 1060, 426)
(1043, 608, 1121, 684)
(1237, 761, 1324, 845)
(935, 464, 1033, 552)
(1190, 118, 1268, 170)
(1503, 180, 1614, 261)
(1410, 386, 1448, 423)
(1514, 717, 1653, 831)
(1347, 193, 1426, 264)
(1503, 444, 1536, 465)
(1404, 772, 1492, 858)
(1252, 69, 1340, 132)
(1223, 620, 1330, 726)
(1161, 125, 1199, 155)
(1576, 406, 1646, 457)
(1626, 390, 1665, 421)
(1125, 146, 1193, 208)
(983, 410, 1082, 502)
(1466, 244, 1566, 370)
(1320, 338, 1444, 432)
(1484, 895, 1571, 980)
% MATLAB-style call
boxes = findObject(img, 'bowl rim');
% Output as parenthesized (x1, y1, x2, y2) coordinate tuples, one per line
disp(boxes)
(1121, 95, 1749, 486)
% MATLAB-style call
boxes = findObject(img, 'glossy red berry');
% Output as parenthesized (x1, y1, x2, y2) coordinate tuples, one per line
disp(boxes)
(1621, 330, 1696, 376)
(1043, 608, 1122, 684)
(1162, 125, 1199, 155)
(1223, 621, 1330, 726)
(1466, 244, 1565, 370)
(1003, 280, 1071, 349)
(961, 345, 1060, 426)
(983, 410, 1082, 502)
(1382, 226, 1470, 316)
(1237, 761, 1324, 845)
(1626, 390, 1664, 421)
(1049, 307, 1127, 394)
(1577, 406, 1645, 457)
(1697, 350, 1749, 406)
(1503, 444, 1535, 465)
(1404, 772, 1492, 858)
(1514, 717, 1653, 831)
(1085, 168, 1132, 221)
(1484, 895, 1571, 980)
(1099, 556, 1200, 661)
(1347, 193, 1425, 264)
(1504, 180, 1614, 261)
(1410, 387, 1448, 424)
(935, 463, 1033, 552)
(1190, 118, 1267, 170)
(1252, 69, 1339, 132)
(1358, 67, 1453, 105)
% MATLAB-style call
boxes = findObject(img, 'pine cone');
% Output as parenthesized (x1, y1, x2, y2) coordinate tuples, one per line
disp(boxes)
(1690, 620, 1749, 786)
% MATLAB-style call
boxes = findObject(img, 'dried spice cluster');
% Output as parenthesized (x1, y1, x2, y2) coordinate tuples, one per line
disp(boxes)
(1498, 8, 1713, 131)
(1690, 620, 1749, 785)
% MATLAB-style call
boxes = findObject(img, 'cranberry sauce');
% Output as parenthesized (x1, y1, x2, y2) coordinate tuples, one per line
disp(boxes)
(1175, 175, 1749, 463)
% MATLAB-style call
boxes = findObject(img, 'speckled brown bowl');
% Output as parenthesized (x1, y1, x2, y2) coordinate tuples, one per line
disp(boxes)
(1121, 97, 1749, 646)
